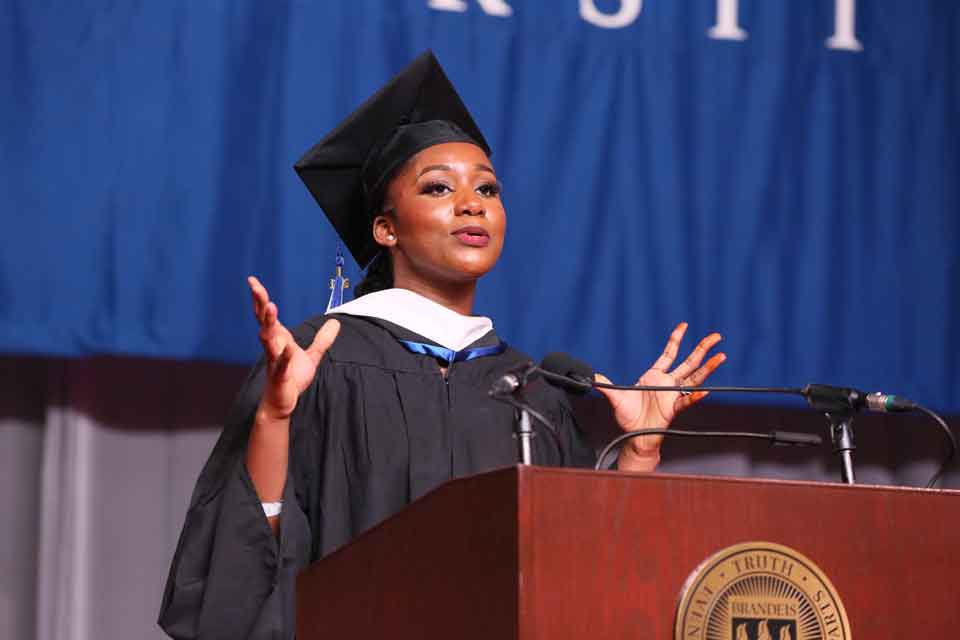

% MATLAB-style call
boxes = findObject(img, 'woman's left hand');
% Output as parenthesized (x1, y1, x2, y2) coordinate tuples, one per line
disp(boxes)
(595, 322, 726, 471)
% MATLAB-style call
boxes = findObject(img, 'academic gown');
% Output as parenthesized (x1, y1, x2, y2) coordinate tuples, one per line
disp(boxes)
(158, 313, 596, 640)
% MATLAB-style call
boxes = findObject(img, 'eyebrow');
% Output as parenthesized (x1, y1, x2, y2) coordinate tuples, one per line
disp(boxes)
(416, 163, 496, 179)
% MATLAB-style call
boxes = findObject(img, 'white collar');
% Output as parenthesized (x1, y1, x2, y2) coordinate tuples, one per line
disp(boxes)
(327, 288, 494, 352)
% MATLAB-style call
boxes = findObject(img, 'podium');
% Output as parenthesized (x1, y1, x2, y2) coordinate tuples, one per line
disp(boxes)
(297, 466, 959, 639)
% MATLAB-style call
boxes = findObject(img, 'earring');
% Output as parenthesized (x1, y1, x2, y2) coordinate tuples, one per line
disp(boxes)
(387, 234, 396, 240)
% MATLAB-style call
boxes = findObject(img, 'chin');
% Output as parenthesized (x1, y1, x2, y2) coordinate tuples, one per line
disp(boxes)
(452, 254, 500, 280)
(405, 246, 502, 285)
(447, 265, 492, 283)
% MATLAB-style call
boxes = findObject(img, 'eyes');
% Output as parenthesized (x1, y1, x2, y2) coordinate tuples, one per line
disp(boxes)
(477, 182, 501, 197)
(420, 180, 501, 198)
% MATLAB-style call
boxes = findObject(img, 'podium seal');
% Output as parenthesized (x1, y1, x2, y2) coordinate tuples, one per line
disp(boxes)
(675, 542, 851, 640)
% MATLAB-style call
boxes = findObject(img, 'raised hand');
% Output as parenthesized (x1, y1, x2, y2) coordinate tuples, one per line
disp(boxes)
(248, 276, 340, 419)
(595, 322, 725, 468)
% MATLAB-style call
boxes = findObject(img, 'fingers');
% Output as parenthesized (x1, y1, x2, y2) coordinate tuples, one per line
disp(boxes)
(305, 319, 340, 365)
(247, 276, 273, 326)
(685, 352, 726, 386)
(273, 340, 293, 377)
(675, 390, 709, 412)
(670, 332, 722, 379)
(673, 351, 726, 413)
(261, 302, 280, 333)
(248, 276, 291, 364)
(258, 300, 286, 355)
(261, 323, 288, 362)
(649, 322, 688, 373)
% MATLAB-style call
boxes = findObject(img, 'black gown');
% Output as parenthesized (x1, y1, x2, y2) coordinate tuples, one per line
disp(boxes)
(158, 313, 595, 640)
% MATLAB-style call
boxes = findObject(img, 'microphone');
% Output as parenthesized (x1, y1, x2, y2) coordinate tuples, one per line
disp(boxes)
(540, 352, 594, 394)
(490, 373, 521, 396)
(489, 361, 537, 397)
(800, 384, 917, 413)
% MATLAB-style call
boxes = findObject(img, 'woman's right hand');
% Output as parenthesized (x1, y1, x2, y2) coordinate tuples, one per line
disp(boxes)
(248, 276, 340, 419)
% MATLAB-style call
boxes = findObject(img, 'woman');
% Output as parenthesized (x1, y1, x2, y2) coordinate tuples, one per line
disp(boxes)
(159, 52, 724, 640)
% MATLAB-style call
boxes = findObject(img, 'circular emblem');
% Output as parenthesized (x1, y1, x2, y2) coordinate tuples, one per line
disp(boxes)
(675, 542, 851, 640)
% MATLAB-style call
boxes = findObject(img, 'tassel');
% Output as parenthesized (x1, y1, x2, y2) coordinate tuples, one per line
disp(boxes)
(325, 245, 350, 312)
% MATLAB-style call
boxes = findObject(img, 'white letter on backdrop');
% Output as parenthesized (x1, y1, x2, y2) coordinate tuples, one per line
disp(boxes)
(428, 0, 467, 11)
(826, 0, 863, 51)
(427, 0, 513, 17)
(707, 0, 747, 41)
(579, 0, 642, 29)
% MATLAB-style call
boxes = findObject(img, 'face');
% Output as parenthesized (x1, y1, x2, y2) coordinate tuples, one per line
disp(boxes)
(374, 142, 506, 286)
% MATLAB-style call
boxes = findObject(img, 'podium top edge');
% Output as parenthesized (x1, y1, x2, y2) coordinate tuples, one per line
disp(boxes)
(507, 465, 959, 497)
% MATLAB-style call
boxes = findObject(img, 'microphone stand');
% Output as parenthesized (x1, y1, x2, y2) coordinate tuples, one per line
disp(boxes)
(799, 385, 866, 485)
(826, 412, 857, 484)
(516, 408, 534, 466)
(489, 362, 539, 465)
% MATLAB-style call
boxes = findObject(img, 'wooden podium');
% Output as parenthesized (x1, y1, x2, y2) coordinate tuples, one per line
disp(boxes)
(297, 466, 959, 639)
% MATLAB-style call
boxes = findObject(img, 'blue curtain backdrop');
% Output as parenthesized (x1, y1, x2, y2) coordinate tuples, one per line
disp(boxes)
(1, 1, 957, 410)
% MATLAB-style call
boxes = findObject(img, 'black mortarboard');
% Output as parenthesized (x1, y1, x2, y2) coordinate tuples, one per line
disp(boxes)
(295, 51, 491, 268)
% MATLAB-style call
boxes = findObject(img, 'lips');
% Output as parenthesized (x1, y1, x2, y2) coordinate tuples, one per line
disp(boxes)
(451, 225, 490, 248)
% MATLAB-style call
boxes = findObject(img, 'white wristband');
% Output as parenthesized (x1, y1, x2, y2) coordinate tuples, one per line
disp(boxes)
(262, 501, 283, 518)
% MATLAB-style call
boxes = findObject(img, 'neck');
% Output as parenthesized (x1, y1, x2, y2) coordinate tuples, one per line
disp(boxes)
(391, 272, 477, 316)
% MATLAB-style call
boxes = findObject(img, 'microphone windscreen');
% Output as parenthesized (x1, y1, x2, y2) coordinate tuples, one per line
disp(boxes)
(540, 352, 594, 394)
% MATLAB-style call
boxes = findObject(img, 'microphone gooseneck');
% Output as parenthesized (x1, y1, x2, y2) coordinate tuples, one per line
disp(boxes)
(540, 351, 801, 396)
(539, 354, 922, 415)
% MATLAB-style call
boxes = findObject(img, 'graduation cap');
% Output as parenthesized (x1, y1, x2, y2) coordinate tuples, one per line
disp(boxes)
(295, 51, 491, 268)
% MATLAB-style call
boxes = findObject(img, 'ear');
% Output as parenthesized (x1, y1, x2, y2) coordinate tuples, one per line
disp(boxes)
(372, 212, 398, 248)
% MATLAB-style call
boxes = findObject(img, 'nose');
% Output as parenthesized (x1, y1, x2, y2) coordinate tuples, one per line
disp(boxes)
(456, 191, 484, 216)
